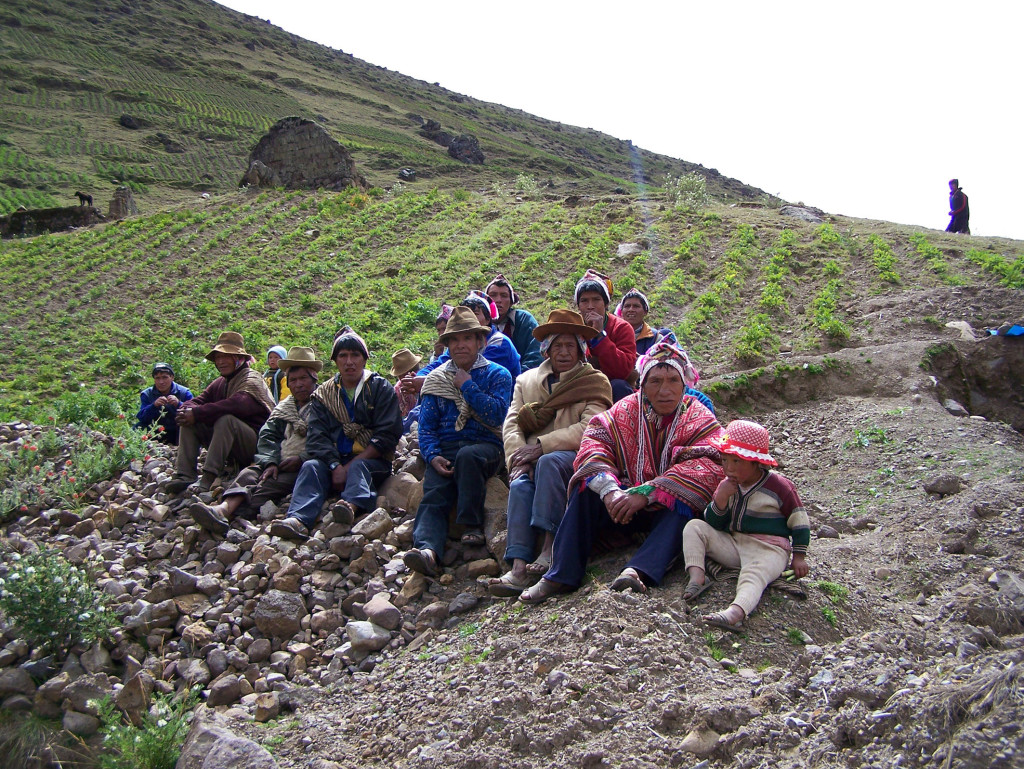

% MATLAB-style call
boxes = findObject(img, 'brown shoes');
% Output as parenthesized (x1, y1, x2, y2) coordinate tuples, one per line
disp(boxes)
(269, 517, 309, 540)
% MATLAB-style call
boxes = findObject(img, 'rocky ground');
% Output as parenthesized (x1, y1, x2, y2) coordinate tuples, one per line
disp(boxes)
(1, 329, 1023, 769)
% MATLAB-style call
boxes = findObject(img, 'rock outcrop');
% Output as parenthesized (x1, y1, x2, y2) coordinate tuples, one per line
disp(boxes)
(0, 206, 104, 239)
(107, 186, 138, 220)
(239, 116, 365, 191)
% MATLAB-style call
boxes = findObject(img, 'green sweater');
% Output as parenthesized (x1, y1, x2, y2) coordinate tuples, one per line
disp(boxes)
(704, 470, 810, 554)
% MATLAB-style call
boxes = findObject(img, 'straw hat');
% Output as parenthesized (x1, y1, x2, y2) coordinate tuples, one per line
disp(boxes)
(390, 348, 423, 378)
(277, 346, 324, 373)
(712, 419, 777, 467)
(533, 309, 600, 341)
(439, 306, 490, 343)
(205, 331, 248, 361)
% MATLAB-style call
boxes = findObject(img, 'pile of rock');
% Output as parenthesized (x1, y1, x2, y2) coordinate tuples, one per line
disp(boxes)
(0, 423, 508, 747)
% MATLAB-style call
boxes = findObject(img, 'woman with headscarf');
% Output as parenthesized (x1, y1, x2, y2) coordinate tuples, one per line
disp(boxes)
(520, 342, 725, 603)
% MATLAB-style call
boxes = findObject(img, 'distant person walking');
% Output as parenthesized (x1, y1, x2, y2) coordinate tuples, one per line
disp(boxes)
(946, 178, 970, 234)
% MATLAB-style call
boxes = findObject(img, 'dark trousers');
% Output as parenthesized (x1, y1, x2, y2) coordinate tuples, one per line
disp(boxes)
(412, 441, 503, 556)
(221, 465, 299, 515)
(286, 457, 391, 528)
(545, 486, 689, 587)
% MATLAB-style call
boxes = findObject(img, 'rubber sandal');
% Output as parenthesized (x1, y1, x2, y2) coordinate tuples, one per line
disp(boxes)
(488, 570, 533, 598)
(461, 529, 486, 547)
(610, 568, 648, 594)
(682, 578, 713, 603)
(403, 548, 439, 578)
(519, 578, 572, 605)
(189, 502, 230, 535)
(525, 553, 551, 576)
(704, 611, 745, 634)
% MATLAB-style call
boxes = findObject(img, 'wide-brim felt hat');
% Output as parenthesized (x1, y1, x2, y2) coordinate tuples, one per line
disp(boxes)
(277, 346, 323, 373)
(390, 348, 423, 378)
(712, 419, 777, 466)
(439, 306, 491, 343)
(533, 309, 600, 341)
(205, 331, 248, 361)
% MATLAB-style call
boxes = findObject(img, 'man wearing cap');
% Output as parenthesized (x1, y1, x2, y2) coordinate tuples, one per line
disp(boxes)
(486, 274, 543, 371)
(391, 347, 423, 433)
(135, 363, 193, 445)
(615, 288, 678, 357)
(574, 269, 637, 402)
(166, 332, 276, 494)
(189, 347, 321, 534)
(269, 328, 403, 540)
(264, 345, 291, 403)
(403, 306, 514, 577)
(489, 309, 613, 596)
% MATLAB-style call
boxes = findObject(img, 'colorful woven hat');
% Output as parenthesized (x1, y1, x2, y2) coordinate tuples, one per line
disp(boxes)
(485, 273, 518, 305)
(574, 269, 614, 304)
(636, 341, 699, 387)
(615, 287, 650, 315)
(331, 326, 369, 360)
(462, 290, 499, 321)
(713, 420, 777, 466)
(436, 304, 455, 323)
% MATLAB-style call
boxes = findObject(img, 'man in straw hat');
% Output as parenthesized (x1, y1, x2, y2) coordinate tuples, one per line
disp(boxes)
(488, 309, 613, 597)
(269, 328, 403, 540)
(486, 273, 543, 371)
(403, 306, 514, 577)
(135, 362, 193, 445)
(166, 331, 276, 494)
(574, 269, 637, 402)
(189, 347, 322, 534)
(520, 342, 725, 604)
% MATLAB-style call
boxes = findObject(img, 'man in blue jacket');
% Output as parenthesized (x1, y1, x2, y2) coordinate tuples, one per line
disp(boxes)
(135, 363, 193, 444)
(404, 307, 514, 576)
(487, 274, 543, 371)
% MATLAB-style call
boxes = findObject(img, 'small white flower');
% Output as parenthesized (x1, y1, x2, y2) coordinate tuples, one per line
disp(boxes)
(24, 566, 35, 575)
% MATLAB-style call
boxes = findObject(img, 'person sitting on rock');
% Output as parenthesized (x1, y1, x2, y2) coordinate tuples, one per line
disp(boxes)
(574, 269, 637, 402)
(430, 304, 454, 364)
(269, 328, 403, 540)
(403, 306, 514, 577)
(264, 345, 291, 403)
(681, 420, 809, 632)
(489, 309, 613, 597)
(486, 273, 543, 371)
(189, 347, 322, 534)
(615, 287, 678, 356)
(166, 332, 276, 494)
(135, 362, 193, 445)
(520, 342, 725, 604)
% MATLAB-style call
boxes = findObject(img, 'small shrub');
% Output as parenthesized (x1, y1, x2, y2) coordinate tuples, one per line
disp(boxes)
(513, 173, 539, 197)
(821, 606, 838, 627)
(813, 580, 849, 605)
(0, 548, 114, 659)
(665, 172, 711, 212)
(815, 222, 841, 245)
(96, 689, 198, 769)
(786, 628, 806, 645)
(868, 234, 901, 284)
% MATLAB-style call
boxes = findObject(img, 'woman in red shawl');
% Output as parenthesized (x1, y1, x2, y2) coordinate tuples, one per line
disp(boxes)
(520, 343, 725, 603)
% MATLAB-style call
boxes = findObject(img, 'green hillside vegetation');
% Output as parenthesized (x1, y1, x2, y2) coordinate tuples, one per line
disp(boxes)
(2, 182, 1021, 419)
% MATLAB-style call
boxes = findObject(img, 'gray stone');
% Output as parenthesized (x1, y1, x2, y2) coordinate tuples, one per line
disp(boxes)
(207, 675, 241, 706)
(247, 639, 272, 663)
(350, 508, 394, 540)
(816, 525, 840, 539)
(482, 477, 509, 560)
(240, 116, 364, 193)
(80, 643, 115, 675)
(616, 243, 643, 257)
(176, 713, 279, 769)
(63, 710, 101, 737)
(124, 598, 179, 632)
(415, 602, 449, 631)
(0, 667, 35, 697)
(779, 205, 824, 224)
(253, 691, 280, 722)
(310, 609, 344, 636)
(379, 472, 422, 512)
(254, 590, 307, 640)
(679, 726, 720, 757)
(345, 621, 390, 652)
(943, 398, 970, 417)
(448, 592, 479, 615)
(178, 658, 211, 687)
(363, 593, 401, 631)
(924, 474, 962, 497)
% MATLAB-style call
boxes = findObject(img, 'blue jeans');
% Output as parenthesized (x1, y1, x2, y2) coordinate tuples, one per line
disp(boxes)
(412, 441, 503, 557)
(286, 456, 391, 528)
(545, 486, 694, 588)
(503, 450, 576, 565)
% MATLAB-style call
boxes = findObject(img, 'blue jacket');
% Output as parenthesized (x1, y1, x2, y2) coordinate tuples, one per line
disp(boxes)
(418, 361, 513, 462)
(135, 381, 194, 444)
(418, 328, 522, 380)
(499, 308, 543, 371)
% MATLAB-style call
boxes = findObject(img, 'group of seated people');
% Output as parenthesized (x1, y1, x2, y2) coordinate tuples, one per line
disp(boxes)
(135, 270, 809, 629)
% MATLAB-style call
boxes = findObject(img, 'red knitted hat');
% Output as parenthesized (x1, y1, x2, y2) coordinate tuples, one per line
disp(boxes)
(713, 420, 777, 466)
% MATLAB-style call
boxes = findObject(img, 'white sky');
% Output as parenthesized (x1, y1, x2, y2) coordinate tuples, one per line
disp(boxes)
(219, 1, 1023, 240)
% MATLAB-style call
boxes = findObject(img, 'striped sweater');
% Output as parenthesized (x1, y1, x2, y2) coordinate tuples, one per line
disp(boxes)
(704, 471, 810, 554)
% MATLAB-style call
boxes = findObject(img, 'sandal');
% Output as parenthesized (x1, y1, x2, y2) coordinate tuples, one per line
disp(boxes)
(403, 548, 439, 578)
(461, 529, 486, 547)
(488, 570, 533, 598)
(519, 578, 572, 605)
(682, 578, 713, 603)
(525, 552, 551, 576)
(610, 568, 648, 594)
(704, 611, 745, 634)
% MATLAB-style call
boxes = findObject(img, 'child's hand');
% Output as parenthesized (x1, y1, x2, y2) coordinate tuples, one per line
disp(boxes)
(713, 478, 738, 507)
(790, 553, 809, 579)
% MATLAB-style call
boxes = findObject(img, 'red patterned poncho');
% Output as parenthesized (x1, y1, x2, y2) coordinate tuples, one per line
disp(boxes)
(570, 392, 725, 513)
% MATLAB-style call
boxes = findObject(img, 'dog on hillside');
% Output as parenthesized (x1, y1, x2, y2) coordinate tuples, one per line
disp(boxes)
(74, 191, 93, 207)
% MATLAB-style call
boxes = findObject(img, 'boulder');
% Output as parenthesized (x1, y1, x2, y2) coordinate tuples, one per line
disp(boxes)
(448, 134, 484, 165)
(63, 710, 101, 737)
(176, 712, 279, 769)
(380, 472, 422, 511)
(779, 205, 824, 224)
(61, 673, 111, 715)
(239, 116, 365, 192)
(483, 477, 510, 560)
(206, 675, 241, 707)
(345, 621, 391, 653)
(363, 593, 401, 631)
(254, 590, 307, 640)
(0, 667, 35, 697)
(107, 186, 138, 219)
(351, 508, 394, 540)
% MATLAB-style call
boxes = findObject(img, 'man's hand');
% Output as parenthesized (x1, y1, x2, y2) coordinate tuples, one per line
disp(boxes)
(603, 490, 647, 524)
(401, 375, 425, 396)
(430, 456, 454, 478)
(433, 339, 445, 358)
(153, 396, 168, 407)
(453, 367, 471, 388)
(508, 444, 543, 472)
(331, 463, 349, 491)
(790, 553, 809, 579)
(713, 477, 739, 508)
(583, 310, 604, 332)
(175, 407, 196, 426)
(260, 464, 278, 482)
(166, 395, 180, 407)
(278, 456, 302, 473)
